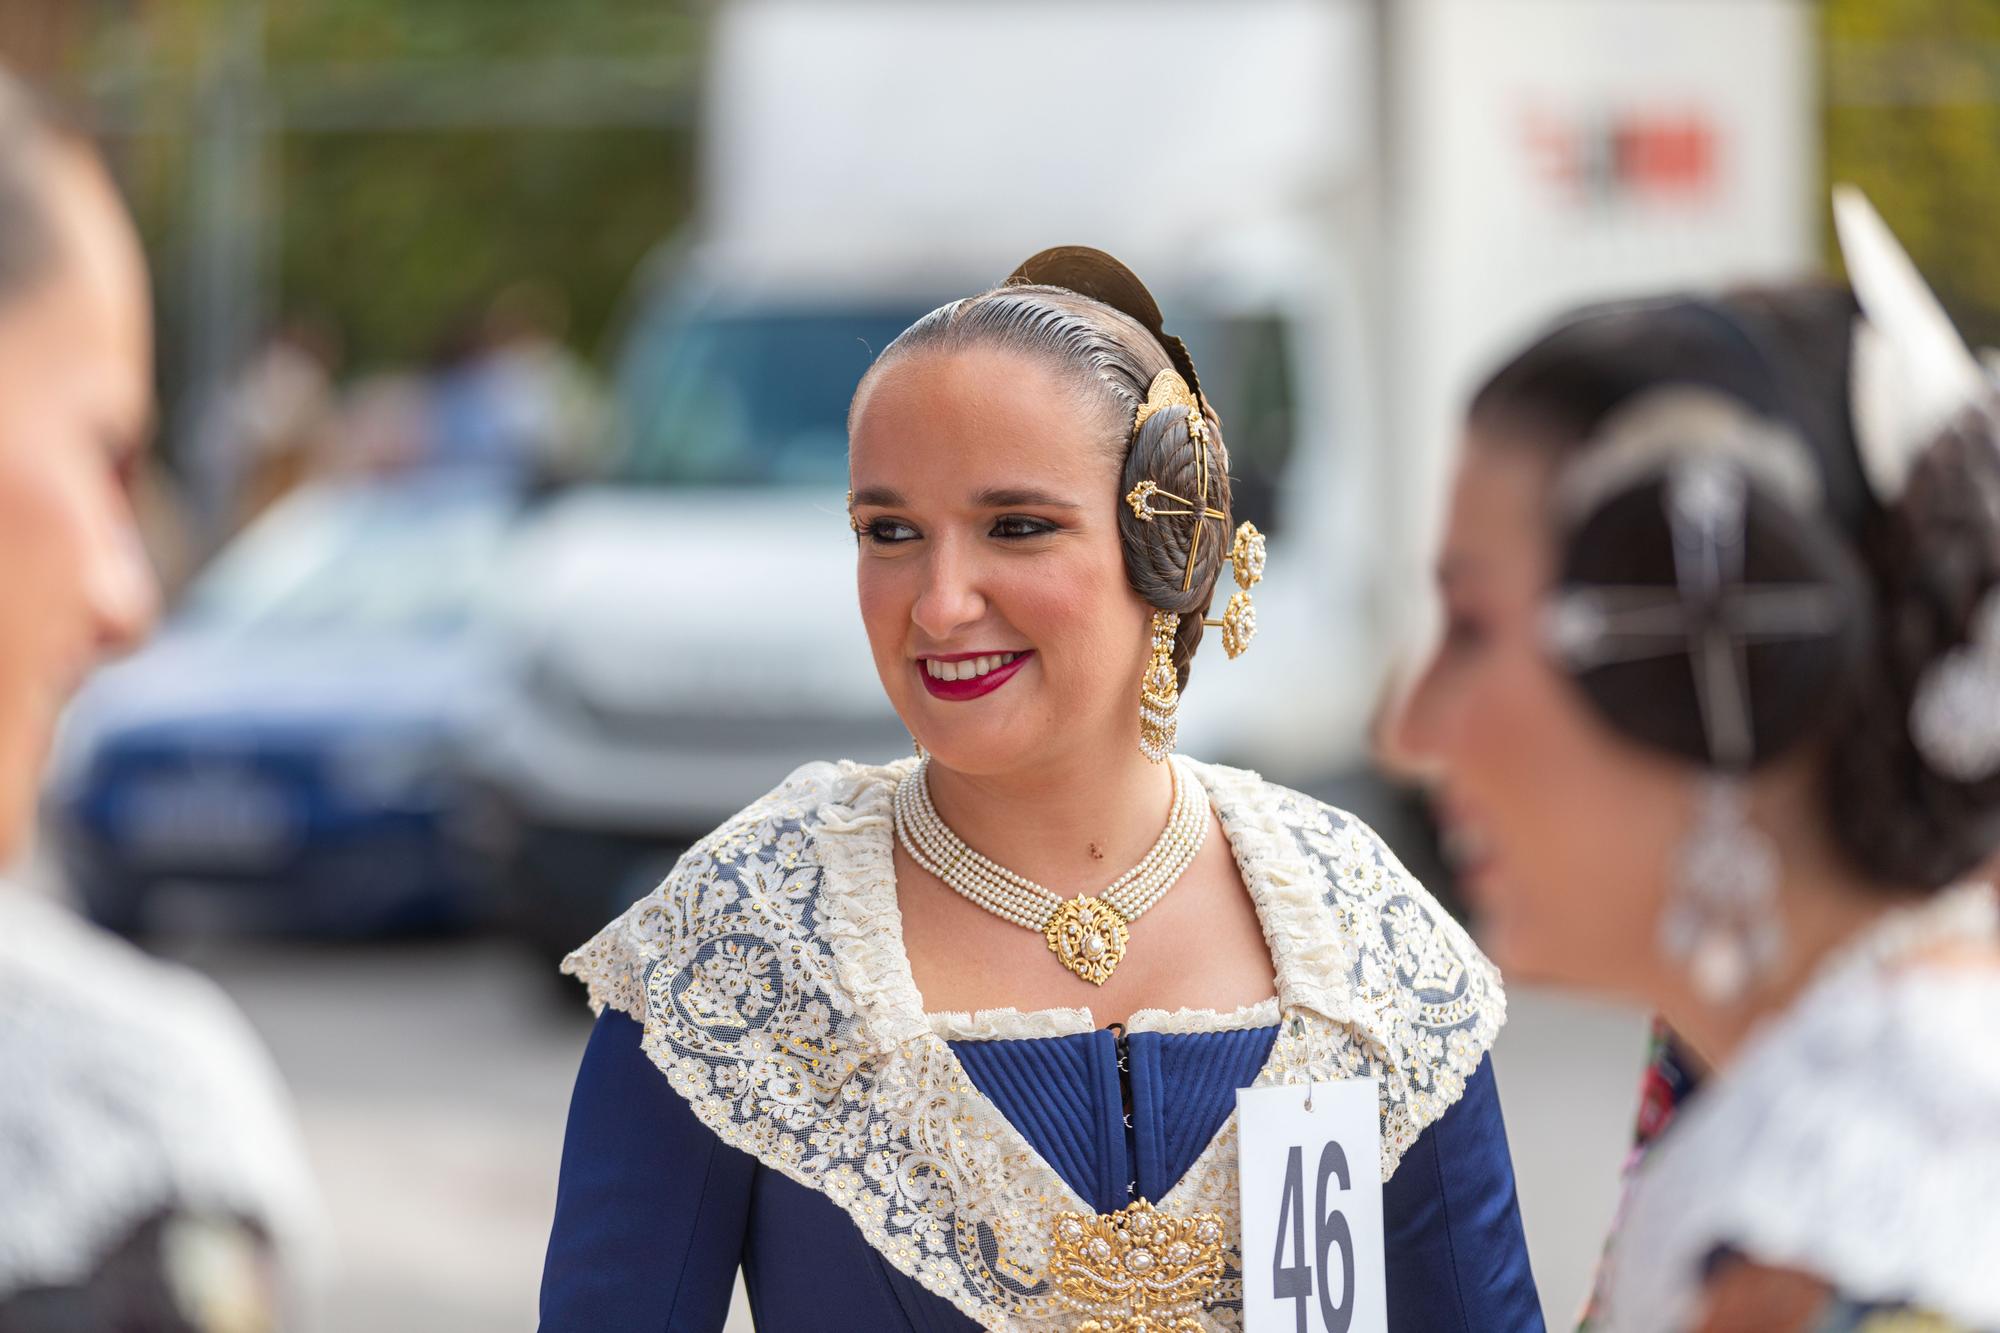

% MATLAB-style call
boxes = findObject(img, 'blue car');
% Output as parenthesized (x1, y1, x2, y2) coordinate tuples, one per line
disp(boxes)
(48, 479, 517, 937)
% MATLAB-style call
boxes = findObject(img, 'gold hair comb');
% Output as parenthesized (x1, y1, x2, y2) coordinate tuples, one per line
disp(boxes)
(1124, 374, 1267, 656)
(1126, 372, 1226, 592)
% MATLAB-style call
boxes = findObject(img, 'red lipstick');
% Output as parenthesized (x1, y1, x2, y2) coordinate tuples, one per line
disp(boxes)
(918, 650, 1033, 701)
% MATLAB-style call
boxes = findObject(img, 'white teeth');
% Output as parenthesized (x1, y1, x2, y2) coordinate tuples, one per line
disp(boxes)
(925, 652, 1020, 682)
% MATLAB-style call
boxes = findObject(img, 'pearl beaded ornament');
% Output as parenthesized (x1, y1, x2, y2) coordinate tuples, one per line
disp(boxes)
(891, 755, 1208, 984)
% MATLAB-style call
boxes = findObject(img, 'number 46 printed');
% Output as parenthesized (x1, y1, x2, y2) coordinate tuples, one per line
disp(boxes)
(1236, 1079, 1387, 1333)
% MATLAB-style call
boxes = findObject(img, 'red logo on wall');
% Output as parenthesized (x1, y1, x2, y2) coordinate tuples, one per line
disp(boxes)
(1522, 106, 1719, 207)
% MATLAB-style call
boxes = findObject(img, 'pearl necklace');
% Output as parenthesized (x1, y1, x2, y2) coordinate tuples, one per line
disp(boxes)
(892, 756, 1208, 985)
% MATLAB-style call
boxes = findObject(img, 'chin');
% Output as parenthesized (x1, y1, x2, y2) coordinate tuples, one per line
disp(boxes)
(914, 729, 1038, 777)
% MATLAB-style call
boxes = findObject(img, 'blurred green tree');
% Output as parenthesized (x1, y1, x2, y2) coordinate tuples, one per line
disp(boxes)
(1825, 0, 2000, 346)
(76, 0, 702, 395)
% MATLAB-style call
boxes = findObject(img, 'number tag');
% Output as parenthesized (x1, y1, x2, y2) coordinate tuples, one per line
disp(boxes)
(1236, 1078, 1386, 1333)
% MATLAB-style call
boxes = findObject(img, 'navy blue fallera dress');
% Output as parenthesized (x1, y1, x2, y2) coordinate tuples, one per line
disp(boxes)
(543, 1012, 1541, 1330)
(537, 758, 1545, 1331)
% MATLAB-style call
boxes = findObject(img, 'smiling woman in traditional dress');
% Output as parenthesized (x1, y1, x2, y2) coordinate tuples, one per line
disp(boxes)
(539, 248, 1542, 1331)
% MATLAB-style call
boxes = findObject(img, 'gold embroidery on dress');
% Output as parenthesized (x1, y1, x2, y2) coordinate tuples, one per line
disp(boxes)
(1049, 1199, 1225, 1331)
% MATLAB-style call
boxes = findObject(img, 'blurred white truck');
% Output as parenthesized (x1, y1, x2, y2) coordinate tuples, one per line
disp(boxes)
(466, 0, 1817, 957)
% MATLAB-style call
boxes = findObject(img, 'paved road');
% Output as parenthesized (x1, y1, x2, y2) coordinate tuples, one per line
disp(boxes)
(157, 934, 1645, 1332)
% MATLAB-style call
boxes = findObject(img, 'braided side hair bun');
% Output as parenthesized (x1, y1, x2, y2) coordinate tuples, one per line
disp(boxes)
(1119, 391, 1232, 689)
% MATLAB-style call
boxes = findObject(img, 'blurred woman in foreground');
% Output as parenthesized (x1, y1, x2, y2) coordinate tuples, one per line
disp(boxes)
(0, 71, 320, 1331)
(1394, 191, 2000, 1332)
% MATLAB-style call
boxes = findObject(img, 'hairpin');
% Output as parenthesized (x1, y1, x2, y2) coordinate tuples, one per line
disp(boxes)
(1126, 371, 1227, 592)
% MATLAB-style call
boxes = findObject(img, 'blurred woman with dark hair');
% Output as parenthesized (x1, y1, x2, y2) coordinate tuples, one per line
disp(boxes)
(1392, 191, 2000, 1332)
(0, 71, 321, 1332)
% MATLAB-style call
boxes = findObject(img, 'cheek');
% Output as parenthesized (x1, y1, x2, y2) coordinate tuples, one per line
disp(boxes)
(855, 556, 903, 642)
(0, 423, 91, 631)
(1017, 544, 1147, 689)
(1464, 643, 1686, 982)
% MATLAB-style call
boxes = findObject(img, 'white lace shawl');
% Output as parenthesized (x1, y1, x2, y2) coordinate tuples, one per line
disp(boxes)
(1603, 883, 2000, 1333)
(563, 757, 1506, 1332)
(0, 890, 325, 1315)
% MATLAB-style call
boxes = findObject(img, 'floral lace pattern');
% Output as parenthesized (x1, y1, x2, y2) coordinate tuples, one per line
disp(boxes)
(564, 757, 1505, 1331)
(1603, 884, 2000, 1333)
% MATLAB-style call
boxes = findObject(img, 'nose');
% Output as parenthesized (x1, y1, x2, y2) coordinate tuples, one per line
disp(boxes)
(87, 510, 159, 660)
(909, 537, 987, 643)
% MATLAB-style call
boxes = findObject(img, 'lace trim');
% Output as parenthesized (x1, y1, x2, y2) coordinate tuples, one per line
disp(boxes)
(926, 1007, 1097, 1042)
(563, 757, 1506, 1330)
(923, 997, 1282, 1042)
(1126, 997, 1283, 1035)
(1604, 884, 2000, 1333)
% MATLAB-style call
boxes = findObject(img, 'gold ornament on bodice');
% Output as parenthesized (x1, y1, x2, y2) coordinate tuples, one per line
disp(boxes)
(1049, 1199, 1227, 1331)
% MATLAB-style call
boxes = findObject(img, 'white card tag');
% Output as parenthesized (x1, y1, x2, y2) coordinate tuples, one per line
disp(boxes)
(1236, 1078, 1387, 1333)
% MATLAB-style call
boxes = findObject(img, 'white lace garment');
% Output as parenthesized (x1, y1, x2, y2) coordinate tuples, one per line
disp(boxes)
(1603, 882, 2000, 1333)
(564, 756, 1506, 1331)
(0, 890, 325, 1316)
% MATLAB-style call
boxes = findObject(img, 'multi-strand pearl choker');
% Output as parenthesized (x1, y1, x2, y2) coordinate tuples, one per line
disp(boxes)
(891, 756, 1208, 985)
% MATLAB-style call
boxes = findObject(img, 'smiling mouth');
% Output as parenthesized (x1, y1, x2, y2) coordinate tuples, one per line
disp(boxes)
(923, 652, 1022, 683)
(917, 650, 1033, 701)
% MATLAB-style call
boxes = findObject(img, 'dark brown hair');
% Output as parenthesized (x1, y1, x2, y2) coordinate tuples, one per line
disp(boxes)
(854, 277, 1234, 691)
(1471, 284, 2000, 890)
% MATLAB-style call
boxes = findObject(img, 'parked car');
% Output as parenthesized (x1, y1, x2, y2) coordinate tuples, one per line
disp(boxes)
(47, 478, 518, 937)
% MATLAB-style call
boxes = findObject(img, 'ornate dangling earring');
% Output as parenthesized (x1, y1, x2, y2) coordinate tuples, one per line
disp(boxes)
(1659, 776, 1785, 1005)
(1138, 611, 1182, 763)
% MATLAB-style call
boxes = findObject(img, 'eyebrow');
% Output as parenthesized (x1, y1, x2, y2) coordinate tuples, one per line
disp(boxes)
(972, 486, 1083, 510)
(848, 485, 1084, 511)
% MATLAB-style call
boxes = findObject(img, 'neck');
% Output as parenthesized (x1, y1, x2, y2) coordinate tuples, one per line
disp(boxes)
(921, 741, 1179, 892)
(1654, 852, 1919, 1069)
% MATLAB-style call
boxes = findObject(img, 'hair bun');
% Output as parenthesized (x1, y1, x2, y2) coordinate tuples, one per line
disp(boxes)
(1118, 399, 1232, 688)
(1831, 398, 2000, 886)
(1009, 246, 1207, 406)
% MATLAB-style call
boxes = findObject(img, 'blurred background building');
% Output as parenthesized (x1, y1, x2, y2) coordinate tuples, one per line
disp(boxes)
(6, 0, 1998, 1328)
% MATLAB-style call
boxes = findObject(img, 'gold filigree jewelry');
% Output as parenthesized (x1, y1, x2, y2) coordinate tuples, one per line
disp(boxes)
(1131, 368, 1202, 436)
(1227, 521, 1266, 589)
(1124, 479, 1222, 527)
(1210, 591, 1257, 659)
(1049, 1199, 1226, 1332)
(844, 489, 868, 535)
(1139, 610, 1182, 763)
(1043, 896, 1131, 986)
(891, 754, 1207, 985)
(1197, 523, 1265, 658)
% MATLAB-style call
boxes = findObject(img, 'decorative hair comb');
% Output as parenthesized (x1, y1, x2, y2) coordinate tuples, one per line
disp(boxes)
(1124, 370, 1265, 657)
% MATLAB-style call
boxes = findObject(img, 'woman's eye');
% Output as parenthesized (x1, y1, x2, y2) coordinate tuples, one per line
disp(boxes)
(991, 515, 1057, 539)
(863, 518, 918, 544)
